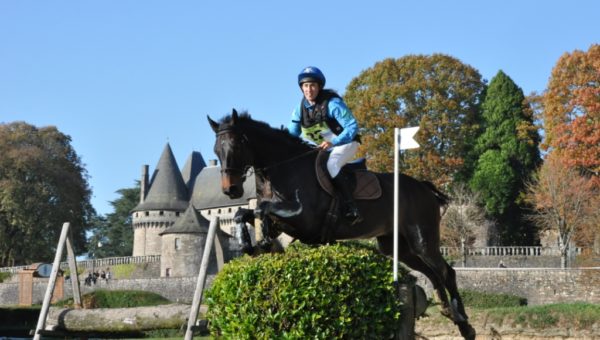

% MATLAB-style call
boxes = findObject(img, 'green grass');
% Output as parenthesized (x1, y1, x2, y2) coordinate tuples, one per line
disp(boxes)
(481, 302, 600, 329)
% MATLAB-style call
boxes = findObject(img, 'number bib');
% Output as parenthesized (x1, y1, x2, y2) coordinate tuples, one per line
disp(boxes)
(301, 121, 334, 145)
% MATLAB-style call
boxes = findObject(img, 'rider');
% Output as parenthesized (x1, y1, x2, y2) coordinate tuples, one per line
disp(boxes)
(288, 66, 363, 225)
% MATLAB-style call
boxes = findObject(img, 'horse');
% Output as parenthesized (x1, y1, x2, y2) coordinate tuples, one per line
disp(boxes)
(207, 109, 476, 339)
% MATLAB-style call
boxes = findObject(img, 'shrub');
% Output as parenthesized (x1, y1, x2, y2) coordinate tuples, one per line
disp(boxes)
(206, 242, 411, 339)
(459, 289, 527, 308)
(0, 272, 11, 283)
(54, 290, 170, 308)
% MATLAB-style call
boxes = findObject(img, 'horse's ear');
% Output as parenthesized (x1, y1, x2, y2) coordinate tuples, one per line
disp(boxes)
(232, 108, 238, 124)
(207, 115, 219, 133)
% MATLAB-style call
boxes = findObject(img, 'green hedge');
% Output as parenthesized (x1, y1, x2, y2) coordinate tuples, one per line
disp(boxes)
(206, 242, 411, 339)
(54, 289, 171, 308)
(460, 289, 527, 308)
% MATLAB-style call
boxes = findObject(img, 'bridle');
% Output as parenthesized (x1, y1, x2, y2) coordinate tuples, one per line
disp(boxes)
(216, 127, 320, 179)
(216, 128, 252, 180)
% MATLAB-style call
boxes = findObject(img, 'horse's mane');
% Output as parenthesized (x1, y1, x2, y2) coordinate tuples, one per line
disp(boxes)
(220, 111, 313, 151)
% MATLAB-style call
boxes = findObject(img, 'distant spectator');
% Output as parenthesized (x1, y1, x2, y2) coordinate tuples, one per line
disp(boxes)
(498, 260, 507, 268)
(105, 268, 111, 283)
(85, 272, 93, 286)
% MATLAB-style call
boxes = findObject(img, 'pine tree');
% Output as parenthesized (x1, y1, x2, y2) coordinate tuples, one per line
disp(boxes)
(470, 70, 541, 245)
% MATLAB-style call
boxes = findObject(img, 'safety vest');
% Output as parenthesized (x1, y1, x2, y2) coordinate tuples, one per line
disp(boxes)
(300, 90, 344, 144)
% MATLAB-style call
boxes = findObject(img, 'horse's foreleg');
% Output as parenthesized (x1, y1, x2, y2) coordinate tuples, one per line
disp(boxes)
(233, 208, 255, 255)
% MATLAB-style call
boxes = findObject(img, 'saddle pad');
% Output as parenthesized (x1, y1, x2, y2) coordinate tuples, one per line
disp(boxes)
(315, 151, 382, 200)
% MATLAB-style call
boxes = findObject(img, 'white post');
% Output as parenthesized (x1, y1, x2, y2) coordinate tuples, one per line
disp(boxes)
(393, 126, 420, 282)
(393, 128, 400, 282)
(33, 222, 70, 340)
(185, 216, 220, 340)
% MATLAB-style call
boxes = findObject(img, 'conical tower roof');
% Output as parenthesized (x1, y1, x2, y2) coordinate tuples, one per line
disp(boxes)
(160, 203, 209, 235)
(181, 151, 206, 191)
(132, 143, 189, 211)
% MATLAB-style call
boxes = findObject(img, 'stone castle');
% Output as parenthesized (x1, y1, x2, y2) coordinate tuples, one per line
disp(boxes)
(130, 143, 257, 277)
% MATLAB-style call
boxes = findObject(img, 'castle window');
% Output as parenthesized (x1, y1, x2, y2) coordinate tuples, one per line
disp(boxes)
(159, 211, 164, 216)
(165, 268, 171, 277)
(207, 210, 211, 215)
(145, 211, 149, 216)
(175, 238, 181, 250)
(218, 209, 221, 214)
(176, 212, 180, 217)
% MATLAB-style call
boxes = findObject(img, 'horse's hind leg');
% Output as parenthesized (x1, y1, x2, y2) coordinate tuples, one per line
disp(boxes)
(379, 234, 476, 340)
(377, 235, 454, 317)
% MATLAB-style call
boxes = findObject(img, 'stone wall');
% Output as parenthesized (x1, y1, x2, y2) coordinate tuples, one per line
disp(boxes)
(414, 267, 600, 305)
(0, 275, 215, 306)
(2, 268, 599, 307)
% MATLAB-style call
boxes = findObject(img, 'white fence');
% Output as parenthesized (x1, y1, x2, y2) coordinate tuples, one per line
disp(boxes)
(0, 255, 161, 274)
(440, 246, 583, 257)
(0, 247, 586, 274)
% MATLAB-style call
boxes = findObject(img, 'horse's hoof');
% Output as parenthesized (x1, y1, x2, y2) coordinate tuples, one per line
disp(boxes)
(457, 321, 476, 340)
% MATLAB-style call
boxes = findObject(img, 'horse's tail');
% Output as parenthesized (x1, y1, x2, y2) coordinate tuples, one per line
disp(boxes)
(422, 181, 450, 207)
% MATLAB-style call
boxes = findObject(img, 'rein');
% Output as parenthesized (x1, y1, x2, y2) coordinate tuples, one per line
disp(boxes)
(253, 148, 319, 176)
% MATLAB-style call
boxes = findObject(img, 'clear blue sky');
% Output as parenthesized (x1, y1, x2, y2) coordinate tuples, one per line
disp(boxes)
(1, 1, 598, 216)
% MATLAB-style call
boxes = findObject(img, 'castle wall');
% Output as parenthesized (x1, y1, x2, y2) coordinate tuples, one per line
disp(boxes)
(160, 233, 211, 278)
(132, 210, 179, 256)
(132, 227, 146, 257)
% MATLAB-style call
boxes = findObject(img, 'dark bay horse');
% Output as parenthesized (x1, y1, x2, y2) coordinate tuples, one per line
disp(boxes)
(208, 109, 475, 339)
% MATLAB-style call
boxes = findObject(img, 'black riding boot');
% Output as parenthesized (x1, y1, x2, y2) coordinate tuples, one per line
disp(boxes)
(332, 173, 363, 225)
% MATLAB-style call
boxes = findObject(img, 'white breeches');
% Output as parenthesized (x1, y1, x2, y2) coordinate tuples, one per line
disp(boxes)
(327, 141, 359, 178)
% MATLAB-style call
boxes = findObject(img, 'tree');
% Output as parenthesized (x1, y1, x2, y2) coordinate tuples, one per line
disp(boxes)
(87, 183, 139, 258)
(344, 54, 486, 188)
(469, 70, 541, 245)
(542, 44, 599, 180)
(539, 44, 600, 252)
(526, 155, 599, 268)
(0, 122, 94, 266)
(440, 184, 490, 266)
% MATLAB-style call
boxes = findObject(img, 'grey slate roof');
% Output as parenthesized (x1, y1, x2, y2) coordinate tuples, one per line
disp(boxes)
(181, 151, 206, 191)
(132, 143, 189, 212)
(159, 203, 209, 235)
(191, 163, 256, 209)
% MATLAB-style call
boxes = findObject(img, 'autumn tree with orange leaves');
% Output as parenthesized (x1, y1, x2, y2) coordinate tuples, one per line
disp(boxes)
(542, 44, 600, 180)
(526, 155, 599, 268)
(529, 44, 600, 259)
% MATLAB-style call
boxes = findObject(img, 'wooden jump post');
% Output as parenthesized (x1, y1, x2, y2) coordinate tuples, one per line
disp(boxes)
(185, 216, 220, 340)
(32, 222, 82, 340)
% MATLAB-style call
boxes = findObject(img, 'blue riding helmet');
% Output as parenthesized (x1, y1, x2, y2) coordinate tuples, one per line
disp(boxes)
(298, 66, 326, 87)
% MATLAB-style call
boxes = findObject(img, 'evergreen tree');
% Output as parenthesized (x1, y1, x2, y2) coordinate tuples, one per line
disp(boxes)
(470, 70, 541, 245)
(87, 183, 139, 258)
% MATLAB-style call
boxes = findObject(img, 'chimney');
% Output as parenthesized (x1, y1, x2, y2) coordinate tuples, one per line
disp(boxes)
(140, 165, 149, 203)
(209, 159, 218, 166)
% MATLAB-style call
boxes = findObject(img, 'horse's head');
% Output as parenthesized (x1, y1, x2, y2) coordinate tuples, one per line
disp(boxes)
(208, 109, 253, 199)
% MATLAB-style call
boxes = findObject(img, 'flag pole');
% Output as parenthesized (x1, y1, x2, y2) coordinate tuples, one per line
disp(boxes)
(393, 128, 400, 282)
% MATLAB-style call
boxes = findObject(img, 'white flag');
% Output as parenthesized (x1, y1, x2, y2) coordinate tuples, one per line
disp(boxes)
(399, 126, 420, 150)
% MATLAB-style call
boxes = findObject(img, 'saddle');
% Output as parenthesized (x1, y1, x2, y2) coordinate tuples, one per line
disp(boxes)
(315, 151, 382, 200)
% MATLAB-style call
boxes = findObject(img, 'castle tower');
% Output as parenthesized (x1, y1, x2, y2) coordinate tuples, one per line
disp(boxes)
(159, 203, 210, 277)
(131, 143, 189, 256)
